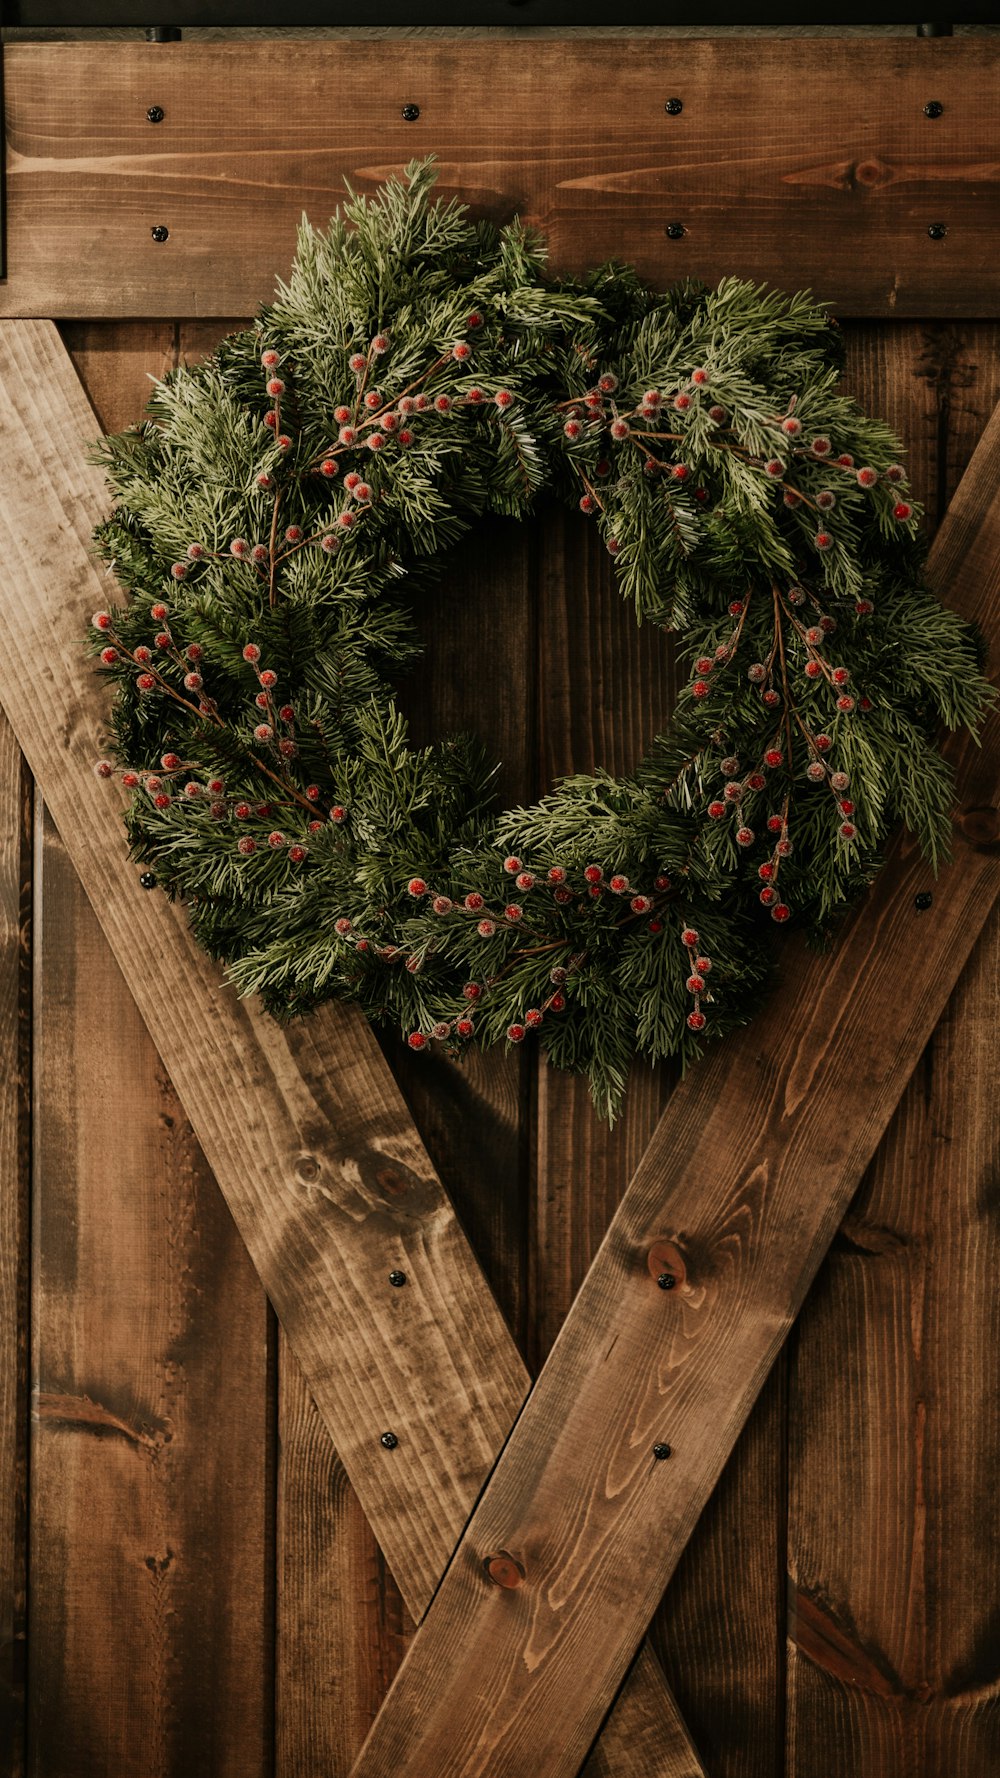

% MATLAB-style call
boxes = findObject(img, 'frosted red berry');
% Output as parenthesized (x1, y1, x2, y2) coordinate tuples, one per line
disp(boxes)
(708, 800, 726, 819)
(681, 927, 699, 947)
(771, 903, 791, 922)
(238, 836, 257, 855)
(687, 1010, 706, 1032)
(407, 878, 428, 897)
(584, 865, 603, 884)
(893, 501, 913, 521)
(407, 1032, 427, 1051)
(507, 1023, 526, 1043)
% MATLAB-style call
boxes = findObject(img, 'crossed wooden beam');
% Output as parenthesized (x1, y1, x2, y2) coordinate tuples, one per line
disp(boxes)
(1, 319, 998, 1778)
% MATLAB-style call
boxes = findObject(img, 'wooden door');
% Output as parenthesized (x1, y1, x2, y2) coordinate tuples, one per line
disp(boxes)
(1, 37, 999, 1778)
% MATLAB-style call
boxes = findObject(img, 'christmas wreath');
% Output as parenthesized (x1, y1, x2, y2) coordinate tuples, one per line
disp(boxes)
(90, 160, 991, 1118)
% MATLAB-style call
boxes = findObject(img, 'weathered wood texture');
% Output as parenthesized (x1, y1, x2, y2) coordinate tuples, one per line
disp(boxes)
(1, 39, 999, 320)
(783, 319, 1000, 1777)
(344, 399, 1000, 1778)
(24, 322, 273, 1778)
(0, 713, 30, 1778)
(0, 319, 693, 1778)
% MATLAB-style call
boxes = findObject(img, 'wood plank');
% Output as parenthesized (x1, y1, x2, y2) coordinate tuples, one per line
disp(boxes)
(0, 319, 692, 1778)
(0, 40, 997, 319)
(343, 401, 1000, 1778)
(24, 319, 273, 1778)
(784, 317, 1000, 1778)
(29, 807, 273, 1778)
(0, 712, 30, 1778)
(785, 910, 1000, 1775)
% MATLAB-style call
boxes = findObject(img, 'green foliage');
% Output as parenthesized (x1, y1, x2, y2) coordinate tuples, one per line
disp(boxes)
(88, 160, 992, 1121)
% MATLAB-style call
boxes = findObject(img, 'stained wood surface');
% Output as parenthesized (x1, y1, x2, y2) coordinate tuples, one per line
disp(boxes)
(25, 323, 272, 1778)
(344, 403, 1000, 1778)
(0, 713, 29, 1778)
(783, 319, 1000, 1776)
(1, 39, 999, 319)
(0, 318, 696, 1777)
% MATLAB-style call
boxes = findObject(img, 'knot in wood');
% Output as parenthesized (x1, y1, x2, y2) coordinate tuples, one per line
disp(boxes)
(483, 1551, 525, 1589)
(958, 804, 1000, 850)
(646, 1238, 686, 1291)
(295, 1153, 321, 1184)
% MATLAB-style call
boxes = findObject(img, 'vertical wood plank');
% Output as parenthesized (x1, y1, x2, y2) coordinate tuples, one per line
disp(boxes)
(0, 713, 30, 1778)
(533, 501, 788, 1775)
(29, 808, 273, 1778)
(25, 323, 273, 1778)
(785, 320, 1000, 1777)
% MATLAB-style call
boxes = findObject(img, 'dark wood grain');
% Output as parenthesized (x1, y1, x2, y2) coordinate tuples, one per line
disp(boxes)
(29, 805, 273, 1778)
(783, 319, 1000, 1778)
(0, 712, 30, 1778)
(344, 400, 1000, 1778)
(0, 318, 691, 1778)
(1, 40, 998, 319)
(786, 913, 1000, 1775)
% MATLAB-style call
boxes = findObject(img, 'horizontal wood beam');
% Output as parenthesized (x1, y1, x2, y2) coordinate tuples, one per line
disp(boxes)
(1, 39, 998, 319)
(0, 319, 703, 1778)
(345, 406, 1000, 1778)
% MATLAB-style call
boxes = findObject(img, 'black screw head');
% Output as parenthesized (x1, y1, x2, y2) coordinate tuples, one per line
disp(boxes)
(146, 105, 165, 124)
(656, 1272, 676, 1291)
(380, 1431, 399, 1450)
(139, 871, 157, 891)
(664, 97, 683, 115)
(388, 1270, 407, 1288)
(653, 1442, 673, 1461)
(401, 103, 420, 122)
(927, 222, 948, 241)
(915, 891, 933, 911)
(665, 223, 686, 241)
(923, 100, 944, 118)
(150, 225, 170, 243)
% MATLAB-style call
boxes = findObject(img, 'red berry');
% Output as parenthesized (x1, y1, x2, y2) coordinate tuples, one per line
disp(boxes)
(579, 494, 597, 514)
(759, 886, 777, 907)
(183, 672, 202, 690)
(554, 887, 573, 904)
(811, 436, 831, 456)
(456, 1017, 475, 1037)
(671, 464, 690, 481)
(99, 646, 118, 665)
(609, 874, 630, 893)
(771, 903, 791, 922)
(681, 928, 699, 947)
(276, 435, 292, 452)
(686, 974, 705, 994)
(805, 660, 823, 680)
(515, 871, 535, 890)
(136, 673, 156, 692)
(692, 679, 711, 699)
(261, 350, 280, 369)
(237, 836, 257, 855)
(432, 895, 452, 915)
(837, 695, 856, 712)
(736, 826, 755, 846)
(121, 772, 140, 790)
(654, 874, 671, 891)
(758, 862, 774, 880)
(767, 815, 784, 834)
(464, 892, 485, 911)
(477, 919, 496, 937)
(153, 792, 171, 808)
(525, 1008, 544, 1028)
(764, 748, 783, 768)
(134, 646, 152, 665)
(631, 895, 652, 913)
(494, 390, 513, 409)
(92, 611, 112, 631)
(857, 466, 879, 488)
(747, 773, 766, 792)
(504, 905, 524, 923)
(765, 458, 785, 478)
(371, 334, 389, 355)
(839, 821, 857, 839)
(407, 1032, 428, 1051)
(695, 956, 712, 974)
(465, 389, 483, 405)
(584, 865, 603, 884)
(330, 806, 346, 823)
(893, 501, 913, 521)
(463, 982, 483, 1001)
(707, 800, 726, 819)
(815, 531, 833, 551)
(242, 643, 261, 662)
(691, 368, 709, 386)
(467, 312, 483, 330)
(407, 877, 428, 897)
(507, 1023, 526, 1043)
(504, 855, 522, 874)
(547, 866, 567, 884)
(288, 845, 307, 864)
(687, 1010, 707, 1032)
(563, 419, 583, 440)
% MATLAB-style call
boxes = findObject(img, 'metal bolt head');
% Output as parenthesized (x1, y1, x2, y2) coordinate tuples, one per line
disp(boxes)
(380, 1431, 399, 1450)
(923, 100, 944, 118)
(653, 1442, 673, 1461)
(665, 223, 686, 240)
(401, 103, 420, 122)
(664, 97, 683, 115)
(927, 222, 948, 241)
(146, 105, 165, 124)
(150, 224, 170, 243)
(139, 871, 157, 890)
(915, 891, 933, 911)
(388, 1270, 407, 1288)
(656, 1272, 676, 1291)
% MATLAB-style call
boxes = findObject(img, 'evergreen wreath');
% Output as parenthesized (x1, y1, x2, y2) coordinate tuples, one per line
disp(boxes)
(89, 160, 991, 1119)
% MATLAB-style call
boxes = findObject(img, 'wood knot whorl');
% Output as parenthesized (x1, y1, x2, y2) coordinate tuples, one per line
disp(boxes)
(646, 1239, 687, 1291)
(483, 1551, 525, 1589)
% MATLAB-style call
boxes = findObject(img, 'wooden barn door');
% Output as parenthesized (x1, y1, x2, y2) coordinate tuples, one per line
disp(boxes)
(2, 37, 999, 1778)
